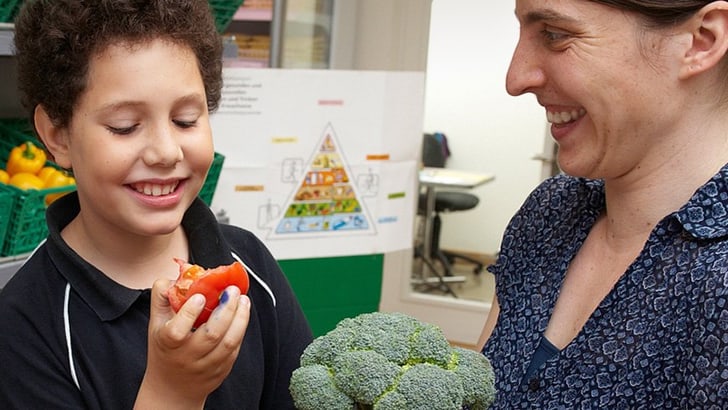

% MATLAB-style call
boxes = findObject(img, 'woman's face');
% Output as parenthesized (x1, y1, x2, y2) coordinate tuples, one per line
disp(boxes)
(63, 39, 214, 238)
(507, 0, 688, 180)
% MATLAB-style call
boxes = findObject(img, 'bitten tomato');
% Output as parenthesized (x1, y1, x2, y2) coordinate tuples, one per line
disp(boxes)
(166, 258, 250, 328)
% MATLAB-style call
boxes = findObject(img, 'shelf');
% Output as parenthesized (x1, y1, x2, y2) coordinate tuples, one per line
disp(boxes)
(0, 23, 13, 56)
(286, 11, 331, 29)
(0, 22, 25, 286)
(0, 253, 27, 289)
(0, 23, 22, 118)
(233, 7, 272, 22)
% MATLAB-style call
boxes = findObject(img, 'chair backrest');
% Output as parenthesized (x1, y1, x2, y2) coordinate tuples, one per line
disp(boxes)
(422, 133, 447, 168)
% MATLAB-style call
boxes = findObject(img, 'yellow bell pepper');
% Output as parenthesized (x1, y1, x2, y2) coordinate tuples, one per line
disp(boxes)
(37, 166, 58, 184)
(0, 169, 8, 184)
(6, 141, 47, 176)
(8, 172, 45, 190)
(43, 168, 76, 205)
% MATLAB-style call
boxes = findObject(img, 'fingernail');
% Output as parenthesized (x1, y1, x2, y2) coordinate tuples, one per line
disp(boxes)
(190, 293, 205, 307)
(219, 290, 229, 305)
(240, 295, 250, 307)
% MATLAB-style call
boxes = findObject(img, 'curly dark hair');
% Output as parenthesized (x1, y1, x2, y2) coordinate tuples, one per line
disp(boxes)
(13, 0, 223, 129)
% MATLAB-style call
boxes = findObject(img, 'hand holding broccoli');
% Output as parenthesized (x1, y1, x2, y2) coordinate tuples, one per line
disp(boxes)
(289, 311, 495, 410)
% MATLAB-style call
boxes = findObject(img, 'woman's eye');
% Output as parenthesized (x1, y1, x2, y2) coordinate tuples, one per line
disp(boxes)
(541, 28, 569, 43)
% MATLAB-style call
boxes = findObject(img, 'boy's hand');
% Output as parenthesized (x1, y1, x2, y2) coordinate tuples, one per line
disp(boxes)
(135, 279, 251, 409)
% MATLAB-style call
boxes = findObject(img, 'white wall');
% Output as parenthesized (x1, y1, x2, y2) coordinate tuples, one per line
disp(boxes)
(423, 0, 546, 256)
(331, 0, 552, 345)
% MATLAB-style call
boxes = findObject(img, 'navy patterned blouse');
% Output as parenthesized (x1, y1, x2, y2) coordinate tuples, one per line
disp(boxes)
(483, 167, 728, 409)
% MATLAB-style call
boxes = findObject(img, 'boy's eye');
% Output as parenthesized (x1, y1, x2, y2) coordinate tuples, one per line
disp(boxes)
(173, 119, 197, 129)
(107, 125, 137, 135)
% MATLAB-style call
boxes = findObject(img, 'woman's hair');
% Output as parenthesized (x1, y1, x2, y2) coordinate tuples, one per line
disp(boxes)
(13, 0, 223, 128)
(589, 0, 710, 26)
(593, 1, 728, 101)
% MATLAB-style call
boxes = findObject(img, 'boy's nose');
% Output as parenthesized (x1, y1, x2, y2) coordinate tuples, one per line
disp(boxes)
(143, 125, 184, 167)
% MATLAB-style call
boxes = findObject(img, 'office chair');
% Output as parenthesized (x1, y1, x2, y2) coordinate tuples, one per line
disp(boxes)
(417, 133, 484, 277)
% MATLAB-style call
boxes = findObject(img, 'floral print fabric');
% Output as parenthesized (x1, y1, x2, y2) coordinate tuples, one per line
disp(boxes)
(483, 169, 728, 409)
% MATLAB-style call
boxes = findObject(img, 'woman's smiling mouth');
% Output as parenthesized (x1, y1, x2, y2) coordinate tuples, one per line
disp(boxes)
(547, 108, 586, 124)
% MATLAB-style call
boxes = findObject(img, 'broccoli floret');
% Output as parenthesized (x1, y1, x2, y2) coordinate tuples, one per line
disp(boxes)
(452, 347, 496, 410)
(289, 364, 354, 410)
(332, 350, 401, 404)
(289, 311, 497, 410)
(299, 327, 356, 367)
(409, 322, 453, 367)
(346, 311, 420, 364)
(380, 363, 464, 410)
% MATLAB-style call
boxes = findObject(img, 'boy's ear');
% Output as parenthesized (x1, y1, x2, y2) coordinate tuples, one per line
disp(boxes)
(34, 105, 72, 169)
(679, 2, 728, 79)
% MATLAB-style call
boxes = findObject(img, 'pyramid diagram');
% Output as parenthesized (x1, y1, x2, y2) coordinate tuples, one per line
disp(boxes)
(270, 123, 376, 237)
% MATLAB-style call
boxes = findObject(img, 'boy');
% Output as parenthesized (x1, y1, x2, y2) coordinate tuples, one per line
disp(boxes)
(0, 1, 312, 408)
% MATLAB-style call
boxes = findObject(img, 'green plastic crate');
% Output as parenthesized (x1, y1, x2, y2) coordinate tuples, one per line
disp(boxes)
(199, 151, 224, 206)
(209, 0, 245, 33)
(0, 0, 21, 22)
(0, 181, 72, 257)
(0, 185, 13, 253)
(0, 120, 76, 256)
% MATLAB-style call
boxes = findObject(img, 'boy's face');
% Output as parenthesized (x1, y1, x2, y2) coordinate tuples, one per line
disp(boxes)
(63, 39, 214, 237)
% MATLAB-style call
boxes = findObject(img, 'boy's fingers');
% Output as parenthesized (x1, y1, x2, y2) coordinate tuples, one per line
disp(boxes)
(149, 279, 174, 325)
(226, 295, 251, 344)
(178, 294, 206, 327)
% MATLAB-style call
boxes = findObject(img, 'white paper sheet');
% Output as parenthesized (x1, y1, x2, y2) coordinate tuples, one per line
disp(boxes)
(209, 68, 425, 260)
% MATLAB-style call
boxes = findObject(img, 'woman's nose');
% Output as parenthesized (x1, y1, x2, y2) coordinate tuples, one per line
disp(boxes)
(505, 37, 545, 96)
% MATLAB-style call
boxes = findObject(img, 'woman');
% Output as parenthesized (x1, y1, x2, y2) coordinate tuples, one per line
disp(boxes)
(479, 0, 728, 407)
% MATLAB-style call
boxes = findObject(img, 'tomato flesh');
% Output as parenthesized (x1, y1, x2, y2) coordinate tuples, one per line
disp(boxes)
(166, 258, 250, 328)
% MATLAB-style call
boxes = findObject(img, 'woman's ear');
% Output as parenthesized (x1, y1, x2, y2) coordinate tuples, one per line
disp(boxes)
(679, 2, 728, 79)
(34, 105, 72, 169)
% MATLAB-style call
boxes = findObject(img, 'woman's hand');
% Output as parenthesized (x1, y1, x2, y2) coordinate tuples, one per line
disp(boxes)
(135, 279, 251, 409)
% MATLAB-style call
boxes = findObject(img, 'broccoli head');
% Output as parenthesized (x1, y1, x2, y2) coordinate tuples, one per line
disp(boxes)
(289, 311, 496, 410)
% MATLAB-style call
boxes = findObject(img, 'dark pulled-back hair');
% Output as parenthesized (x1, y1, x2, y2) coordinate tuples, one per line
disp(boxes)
(590, 0, 711, 26)
(14, 0, 223, 128)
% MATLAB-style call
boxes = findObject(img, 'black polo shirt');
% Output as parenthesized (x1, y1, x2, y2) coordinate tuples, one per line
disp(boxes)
(0, 193, 313, 409)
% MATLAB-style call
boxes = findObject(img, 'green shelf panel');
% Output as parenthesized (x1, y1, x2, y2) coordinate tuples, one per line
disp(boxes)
(279, 254, 384, 337)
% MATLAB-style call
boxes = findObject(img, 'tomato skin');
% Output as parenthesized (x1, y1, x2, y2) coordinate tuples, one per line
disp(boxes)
(166, 259, 249, 328)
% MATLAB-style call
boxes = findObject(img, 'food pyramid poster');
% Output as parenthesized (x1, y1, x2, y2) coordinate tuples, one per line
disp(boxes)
(209, 68, 424, 260)
(272, 123, 375, 237)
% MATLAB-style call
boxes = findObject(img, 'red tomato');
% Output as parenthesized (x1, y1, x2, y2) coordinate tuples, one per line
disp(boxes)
(166, 258, 250, 328)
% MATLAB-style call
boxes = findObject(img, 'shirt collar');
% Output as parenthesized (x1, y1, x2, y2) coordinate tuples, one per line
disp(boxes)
(674, 163, 728, 239)
(570, 164, 728, 241)
(44, 193, 231, 321)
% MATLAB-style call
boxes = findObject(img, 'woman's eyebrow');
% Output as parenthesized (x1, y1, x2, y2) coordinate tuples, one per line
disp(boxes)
(519, 8, 579, 25)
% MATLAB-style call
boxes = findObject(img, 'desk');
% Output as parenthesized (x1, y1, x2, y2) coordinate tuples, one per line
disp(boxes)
(414, 167, 495, 297)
